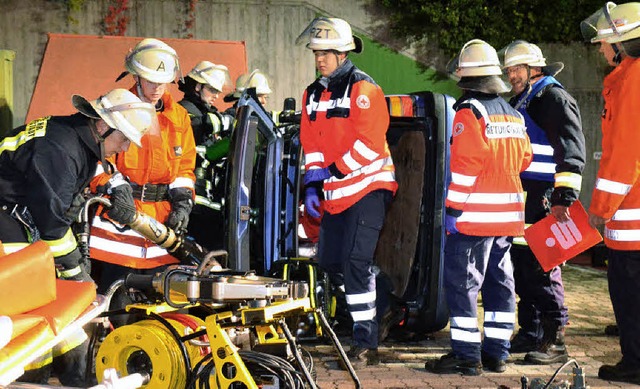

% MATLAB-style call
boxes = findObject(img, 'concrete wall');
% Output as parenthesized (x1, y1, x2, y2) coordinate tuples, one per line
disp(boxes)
(0, 0, 607, 206)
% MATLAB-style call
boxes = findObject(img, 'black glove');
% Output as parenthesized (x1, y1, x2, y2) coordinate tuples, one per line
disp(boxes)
(106, 173, 137, 225)
(65, 192, 87, 222)
(166, 187, 194, 232)
(55, 247, 94, 283)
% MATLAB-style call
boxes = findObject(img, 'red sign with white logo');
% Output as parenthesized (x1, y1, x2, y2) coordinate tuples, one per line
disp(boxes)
(524, 201, 603, 272)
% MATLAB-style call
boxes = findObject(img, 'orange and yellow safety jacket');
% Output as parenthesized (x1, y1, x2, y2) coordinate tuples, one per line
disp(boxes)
(446, 93, 532, 237)
(89, 88, 196, 268)
(300, 60, 397, 214)
(589, 56, 640, 250)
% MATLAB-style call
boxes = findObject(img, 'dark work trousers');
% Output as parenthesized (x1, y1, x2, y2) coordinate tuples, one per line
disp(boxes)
(511, 179, 568, 341)
(608, 248, 640, 367)
(444, 234, 516, 361)
(318, 189, 392, 350)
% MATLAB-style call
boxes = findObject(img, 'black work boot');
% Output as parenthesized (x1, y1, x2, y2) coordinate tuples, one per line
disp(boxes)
(340, 346, 379, 369)
(524, 324, 568, 364)
(425, 352, 482, 376)
(598, 360, 640, 384)
(509, 330, 539, 353)
(481, 351, 507, 373)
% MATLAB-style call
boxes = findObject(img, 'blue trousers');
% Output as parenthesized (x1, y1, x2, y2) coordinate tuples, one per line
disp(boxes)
(608, 248, 640, 366)
(444, 234, 516, 361)
(318, 190, 391, 349)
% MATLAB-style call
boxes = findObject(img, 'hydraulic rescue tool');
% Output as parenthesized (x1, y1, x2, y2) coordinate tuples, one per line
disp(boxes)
(76, 197, 360, 388)
(77, 196, 213, 267)
(94, 258, 361, 388)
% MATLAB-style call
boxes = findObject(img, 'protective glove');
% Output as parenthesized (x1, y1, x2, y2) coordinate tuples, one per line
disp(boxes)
(106, 173, 136, 225)
(303, 167, 332, 186)
(445, 214, 459, 234)
(167, 187, 194, 232)
(55, 248, 94, 283)
(304, 186, 322, 219)
(65, 192, 87, 222)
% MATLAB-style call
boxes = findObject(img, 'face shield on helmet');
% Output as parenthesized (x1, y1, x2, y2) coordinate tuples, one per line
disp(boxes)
(187, 61, 231, 92)
(124, 38, 181, 84)
(581, 2, 640, 43)
(295, 17, 363, 54)
(72, 88, 158, 147)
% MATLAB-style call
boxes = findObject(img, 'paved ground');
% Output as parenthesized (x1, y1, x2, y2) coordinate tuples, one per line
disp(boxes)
(302, 263, 638, 389)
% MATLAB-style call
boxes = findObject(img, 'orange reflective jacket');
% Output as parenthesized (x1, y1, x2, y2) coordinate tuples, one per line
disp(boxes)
(301, 62, 397, 215)
(89, 88, 196, 268)
(445, 94, 532, 237)
(589, 57, 640, 250)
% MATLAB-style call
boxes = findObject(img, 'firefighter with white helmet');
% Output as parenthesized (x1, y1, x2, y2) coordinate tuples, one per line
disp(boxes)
(426, 39, 532, 375)
(296, 16, 398, 367)
(178, 61, 233, 250)
(0, 88, 154, 385)
(501, 40, 586, 365)
(89, 38, 197, 323)
(583, 2, 640, 384)
(224, 69, 273, 107)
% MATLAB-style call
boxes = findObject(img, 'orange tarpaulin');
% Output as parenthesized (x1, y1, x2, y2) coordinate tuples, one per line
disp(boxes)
(26, 34, 247, 123)
(524, 201, 603, 272)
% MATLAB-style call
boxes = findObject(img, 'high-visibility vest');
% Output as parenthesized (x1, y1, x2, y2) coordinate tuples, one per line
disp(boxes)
(446, 94, 532, 237)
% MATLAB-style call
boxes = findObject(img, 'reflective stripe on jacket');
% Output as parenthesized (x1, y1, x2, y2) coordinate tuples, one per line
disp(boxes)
(300, 60, 397, 214)
(515, 76, 560, 182)
(446, 94, 532, 236)
(90, 88, 196, 268)
(589, 57, 640, 250)
(0, 114, 102, 258)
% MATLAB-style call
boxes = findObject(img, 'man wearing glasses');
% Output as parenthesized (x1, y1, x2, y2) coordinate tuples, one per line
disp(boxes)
(502, 41, 585, 365)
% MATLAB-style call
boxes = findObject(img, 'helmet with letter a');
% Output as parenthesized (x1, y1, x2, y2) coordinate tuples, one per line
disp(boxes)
(123, 38, 181, 84)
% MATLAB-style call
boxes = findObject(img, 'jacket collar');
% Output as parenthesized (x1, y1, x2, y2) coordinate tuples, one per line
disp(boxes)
(319, 58, 355, 89)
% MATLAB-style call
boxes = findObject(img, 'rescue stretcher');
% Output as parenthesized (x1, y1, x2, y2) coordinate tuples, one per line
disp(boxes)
(0, 240, 146, 388)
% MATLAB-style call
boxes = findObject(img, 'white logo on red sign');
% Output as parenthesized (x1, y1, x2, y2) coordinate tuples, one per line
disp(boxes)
(545, 219, 583, 249)
(356, 95, 370, 109)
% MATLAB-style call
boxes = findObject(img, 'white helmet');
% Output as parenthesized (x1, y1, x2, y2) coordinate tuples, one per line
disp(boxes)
(295, 17, 363, 53)
(502, 40, 564, 76)
(187, 61, 230, 92)
(224, 70, 273, 102)
(124, 38, 180, 84)
(588, 2, 640, 43)
(72, 88, 156, 147)
(456, 39, 502, 77)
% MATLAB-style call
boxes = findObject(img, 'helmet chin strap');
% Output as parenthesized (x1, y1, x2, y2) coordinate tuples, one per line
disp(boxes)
(89, 119, 115, 174)
(613, 43, 623, 65)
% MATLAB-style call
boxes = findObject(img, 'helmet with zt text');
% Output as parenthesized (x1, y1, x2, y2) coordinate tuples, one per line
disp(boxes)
(295, 17, 363, 54)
